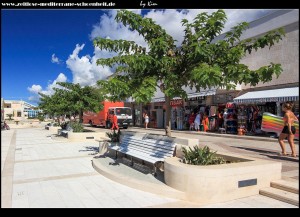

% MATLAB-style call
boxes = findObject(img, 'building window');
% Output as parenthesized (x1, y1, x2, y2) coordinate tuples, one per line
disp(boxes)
(17, 112, 22, 117)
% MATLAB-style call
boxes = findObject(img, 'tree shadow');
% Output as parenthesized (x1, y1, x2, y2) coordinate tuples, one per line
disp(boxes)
(233, 146, 299, 162)
(79, 146, 99, 155)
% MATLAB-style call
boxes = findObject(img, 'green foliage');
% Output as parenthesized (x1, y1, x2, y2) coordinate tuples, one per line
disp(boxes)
(106, 129, 121, 142)
(182, 146, 226, 165)
(52, 122, 60, 127)
(94, 9, 285, 136)
(70, 121, 84, 132)
(37, 113, 44, 121)
(38, 82, 105, 123)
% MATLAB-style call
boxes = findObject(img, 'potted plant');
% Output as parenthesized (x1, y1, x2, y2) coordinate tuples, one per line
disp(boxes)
(106, 129, 121, 146)
(182, 146, 227, 165)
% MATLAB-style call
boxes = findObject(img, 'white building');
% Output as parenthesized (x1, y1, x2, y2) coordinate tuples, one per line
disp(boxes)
(3, 100, 42, 121)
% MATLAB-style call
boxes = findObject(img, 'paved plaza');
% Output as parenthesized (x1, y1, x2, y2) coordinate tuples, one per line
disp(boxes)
(1, 124, 298, 208)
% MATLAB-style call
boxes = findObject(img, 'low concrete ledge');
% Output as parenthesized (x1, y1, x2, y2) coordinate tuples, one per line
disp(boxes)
(92, 155, 186, 200)
(47, 126, 61, 134)
(164, 153, 282, 205)
(66, 131, 107, 141)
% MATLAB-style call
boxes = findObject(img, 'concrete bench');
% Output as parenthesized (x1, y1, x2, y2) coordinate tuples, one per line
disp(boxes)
(45, 123, 52, 130)
(96, 137, 110, 154)
(108, 135, 176, 176)
(58, 124, 73, 137)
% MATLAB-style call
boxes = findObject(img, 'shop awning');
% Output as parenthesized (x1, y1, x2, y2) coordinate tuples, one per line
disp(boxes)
(152, 88, 217, 102)
(233, 87, 299, 103)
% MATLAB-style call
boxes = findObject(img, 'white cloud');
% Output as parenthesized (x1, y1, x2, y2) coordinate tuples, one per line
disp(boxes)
(90, 10, 147, 48)
(28, 73, 67, 103)
(28, 84, 42, 94)
(66, 43, 113, 86)
(51, 53, 61, 64)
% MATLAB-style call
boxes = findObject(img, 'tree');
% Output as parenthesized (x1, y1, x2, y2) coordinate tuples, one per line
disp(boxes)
(38, 82, 104, 123)
(38, 90, 67, 124)
(55, 82, 104, 122)
(6, 113, 13, 120)
(94, 9, 285, 136)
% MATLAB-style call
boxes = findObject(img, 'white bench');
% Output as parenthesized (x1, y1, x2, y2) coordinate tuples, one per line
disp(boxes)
(108, 135, 176, 176)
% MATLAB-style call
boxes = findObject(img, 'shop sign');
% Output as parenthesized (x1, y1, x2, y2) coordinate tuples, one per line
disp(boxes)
(170, 99, 183, 107)
(189, 96, 206, 101)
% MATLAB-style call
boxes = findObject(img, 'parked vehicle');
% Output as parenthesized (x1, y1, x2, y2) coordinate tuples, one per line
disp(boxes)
(83, 101, 132, 129)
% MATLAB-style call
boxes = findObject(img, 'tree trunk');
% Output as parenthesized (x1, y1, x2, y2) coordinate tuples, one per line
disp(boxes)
(165, 96, 172, 137)
(56, 116, 61, 125)
(79, 110, 83, 123)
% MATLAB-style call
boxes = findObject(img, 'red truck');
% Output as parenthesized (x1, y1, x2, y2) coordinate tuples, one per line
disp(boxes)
(83, 101, 132, 129)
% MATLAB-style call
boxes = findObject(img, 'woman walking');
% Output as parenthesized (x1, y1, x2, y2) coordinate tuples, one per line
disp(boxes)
(278, 102, 298, 157)
(144, 113, 149, 129)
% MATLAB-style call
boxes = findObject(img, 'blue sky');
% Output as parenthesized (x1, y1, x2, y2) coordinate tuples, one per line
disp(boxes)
(1, 9, 275, 105)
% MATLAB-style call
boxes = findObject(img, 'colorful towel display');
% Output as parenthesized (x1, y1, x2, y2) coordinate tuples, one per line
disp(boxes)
(261, 112, 299, 139)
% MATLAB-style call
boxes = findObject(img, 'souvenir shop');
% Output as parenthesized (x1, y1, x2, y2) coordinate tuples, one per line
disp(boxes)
(221, 102, 279, 135)
(233, 87, 299, 135)
(147, 95, 215, 130)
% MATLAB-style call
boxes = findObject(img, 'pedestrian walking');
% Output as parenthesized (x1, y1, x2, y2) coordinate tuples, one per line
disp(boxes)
(278, 102, 298, 157)
(110, 111, 119, 131)
(194, 112, 201, 132)
(144, 113, 149, 129)
(2, 121, 10, 130)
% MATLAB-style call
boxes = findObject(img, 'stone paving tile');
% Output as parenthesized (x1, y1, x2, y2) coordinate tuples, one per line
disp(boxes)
(67, 180, 102, 208)
(113, 196, 141, 208)
(2, 127, 299, 208)
(282, 170, 299, 178)
(51, 180, 85, 208)
(26, 182, 48, 208)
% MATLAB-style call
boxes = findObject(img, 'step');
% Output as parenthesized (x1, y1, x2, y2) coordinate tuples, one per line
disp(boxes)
(260, 187, 299, 206)
(271, 179, 299, 194)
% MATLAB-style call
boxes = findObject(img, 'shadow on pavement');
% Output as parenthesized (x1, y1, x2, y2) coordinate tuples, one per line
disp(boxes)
(79, 146, 99, 155)
(233, 146, 299, 162)
(93, 153, 165, 183)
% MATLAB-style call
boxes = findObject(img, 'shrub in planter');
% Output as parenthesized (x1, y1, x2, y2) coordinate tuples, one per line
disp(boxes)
(106, 129, 121, 142)
(70, 121, 84, 132)
(52, 122, 60, 127)
(182, 146, 226, 165)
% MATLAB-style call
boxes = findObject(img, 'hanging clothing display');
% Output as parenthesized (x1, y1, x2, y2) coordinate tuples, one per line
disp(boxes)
(209, 106, 217, 116)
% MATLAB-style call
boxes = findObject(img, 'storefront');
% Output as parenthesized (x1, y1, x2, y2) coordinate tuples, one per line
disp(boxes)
(233, 87, 299, 115)
(233, 87, 299, 135)
(150, 88, 217, 130)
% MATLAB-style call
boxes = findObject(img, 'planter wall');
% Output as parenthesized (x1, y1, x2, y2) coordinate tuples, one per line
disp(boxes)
(48, 126, 61, 133)
(66, 131, 107, 141)
(164, 154, 281, 205)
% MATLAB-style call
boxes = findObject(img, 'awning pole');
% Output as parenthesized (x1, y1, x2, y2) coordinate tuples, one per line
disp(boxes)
(276, 101, 281, 116)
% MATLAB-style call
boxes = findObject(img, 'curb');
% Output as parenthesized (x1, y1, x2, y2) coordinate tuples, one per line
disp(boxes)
(129, 127, 299, 144)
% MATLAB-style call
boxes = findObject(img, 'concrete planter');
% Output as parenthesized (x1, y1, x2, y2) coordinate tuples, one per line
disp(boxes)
(47, 126, 61, 133)
(66, 131, 107, 141)
(164, 154, 281, 205)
